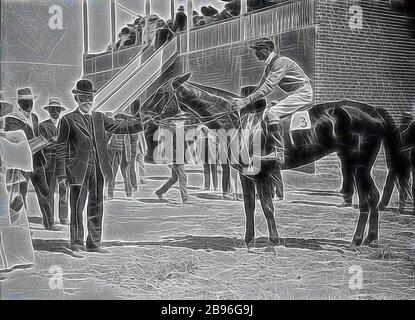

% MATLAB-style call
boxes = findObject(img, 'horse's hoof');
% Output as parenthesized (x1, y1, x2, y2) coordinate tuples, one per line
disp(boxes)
(270, 237, 283, 246)
(245, 238, 254, 249)
(351, 237, 363, 247)
(264, 246, 276, 253)
(339, 201, 353, 208)
(363, 237, 379, 247)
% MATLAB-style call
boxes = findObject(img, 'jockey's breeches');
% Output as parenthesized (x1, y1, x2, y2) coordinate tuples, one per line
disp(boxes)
(266, 82, 313, 124)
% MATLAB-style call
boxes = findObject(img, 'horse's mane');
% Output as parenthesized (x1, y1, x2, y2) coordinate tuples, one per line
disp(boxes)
(187, 81, 242, 101)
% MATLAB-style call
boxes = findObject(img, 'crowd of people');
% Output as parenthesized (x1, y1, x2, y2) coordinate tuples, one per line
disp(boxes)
(110, 0, 275, 52)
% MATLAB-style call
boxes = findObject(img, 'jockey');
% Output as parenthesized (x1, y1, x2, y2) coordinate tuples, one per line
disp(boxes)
(234, 37, 313, 161)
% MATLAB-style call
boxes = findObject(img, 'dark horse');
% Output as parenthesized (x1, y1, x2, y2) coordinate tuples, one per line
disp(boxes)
(139, 74, 410, 247)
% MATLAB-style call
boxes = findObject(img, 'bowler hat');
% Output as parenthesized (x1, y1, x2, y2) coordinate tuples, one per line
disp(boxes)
(72, 79, 97, 95)
(0, 101, 14, 118)
(178, 5, 185, 11)
(17, 87, 37, 100)
(249, 37, 275, 52)
(43, 97, 66, 113)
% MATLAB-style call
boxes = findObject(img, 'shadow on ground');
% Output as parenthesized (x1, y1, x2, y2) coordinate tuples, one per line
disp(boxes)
(33, 235, 352, 256)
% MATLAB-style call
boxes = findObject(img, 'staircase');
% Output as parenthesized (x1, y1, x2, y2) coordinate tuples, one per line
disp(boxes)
(90, 0, 315, 113)
(92, 36, 179, 113)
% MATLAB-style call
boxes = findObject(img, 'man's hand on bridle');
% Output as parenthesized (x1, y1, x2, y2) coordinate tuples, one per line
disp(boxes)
(233, 98, 250, 110)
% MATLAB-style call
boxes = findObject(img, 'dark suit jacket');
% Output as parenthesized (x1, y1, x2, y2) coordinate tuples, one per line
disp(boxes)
(55, 109, 143, 185)
(173, 12, 187, 32)
(39, 119, 59, 173)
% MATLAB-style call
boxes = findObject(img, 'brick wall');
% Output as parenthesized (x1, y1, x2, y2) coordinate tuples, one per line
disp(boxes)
(315, 0, 415, 124)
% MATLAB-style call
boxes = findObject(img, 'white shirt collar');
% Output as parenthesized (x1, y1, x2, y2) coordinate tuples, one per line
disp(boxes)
(50, 117, 59, 127)
(265, 51, 278, 65)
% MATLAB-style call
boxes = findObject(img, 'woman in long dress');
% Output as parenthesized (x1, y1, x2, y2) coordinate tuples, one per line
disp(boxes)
(0, 101, 35, 271)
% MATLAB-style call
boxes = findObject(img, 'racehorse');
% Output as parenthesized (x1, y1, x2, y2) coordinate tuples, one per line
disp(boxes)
(139, 73, 410, 247)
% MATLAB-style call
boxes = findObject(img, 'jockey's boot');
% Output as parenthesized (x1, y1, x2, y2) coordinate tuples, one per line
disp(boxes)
(253, 122, 285, 164)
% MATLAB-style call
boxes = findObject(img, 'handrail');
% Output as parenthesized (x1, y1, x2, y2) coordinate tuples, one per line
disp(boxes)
(92, 43, 152, 108)
(180, 0, 314, 54)
(93, 36, 178, 112)
(91, 0, 315, 112)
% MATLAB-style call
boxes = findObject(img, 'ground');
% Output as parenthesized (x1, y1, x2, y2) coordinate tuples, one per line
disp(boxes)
(0, 164, 414, 300)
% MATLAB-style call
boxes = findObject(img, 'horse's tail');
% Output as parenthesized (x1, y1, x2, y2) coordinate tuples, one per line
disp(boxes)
(377, 107, 411, 209)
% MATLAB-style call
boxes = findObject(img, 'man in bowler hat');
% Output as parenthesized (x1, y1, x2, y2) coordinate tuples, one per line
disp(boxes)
(172, 5, 187, 33)
(39, 98, 69, 225)
(55, 79, 143, 253)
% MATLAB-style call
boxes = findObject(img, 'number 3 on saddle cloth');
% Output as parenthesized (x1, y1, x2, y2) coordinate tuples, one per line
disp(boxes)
(288, 110, 312, 145)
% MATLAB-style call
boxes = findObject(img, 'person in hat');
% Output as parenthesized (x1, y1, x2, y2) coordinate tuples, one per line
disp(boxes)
(128, 15, 143, 45)
(39, 98, 68, 225)
(4, 88, 61, 231)
(172, 5, 187, 33)
(115, 25, 136, 50)
(55, 79, 143, 253)
(154, 19, 174, 50)
(234, 37, 313, 161)
(0, 100, 36, 271)
(129, 100, 148, 191)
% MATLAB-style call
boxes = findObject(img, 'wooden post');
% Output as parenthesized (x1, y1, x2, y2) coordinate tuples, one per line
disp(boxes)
(185, 0, 193, 71)
(187, 0, 193, 30)
(110, 0, 117, 69)
(143, 0, 151, 43)
(82, 0, 89, 54)
(240, 0, 248, 42)
(170, 0, 175, 22)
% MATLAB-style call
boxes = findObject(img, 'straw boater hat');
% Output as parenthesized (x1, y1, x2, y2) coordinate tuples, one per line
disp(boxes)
(17, 87, 37, 100)
(43, 98, 66, 113)
(72, 79, 97, 95)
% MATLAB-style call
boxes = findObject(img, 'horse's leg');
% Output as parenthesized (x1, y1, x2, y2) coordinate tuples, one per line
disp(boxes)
(379, 169, 396, 210)
(353, 166, 380, 246)
(338, 153, 355, 206)
(255, 172, 280, 245)
(240, 173, 256, 247)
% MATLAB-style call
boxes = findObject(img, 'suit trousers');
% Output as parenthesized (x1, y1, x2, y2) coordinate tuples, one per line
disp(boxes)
(157, 164, 189, 202)
(69, 164, 104, 248)
(14, 169, 54, 229)
(108, 149, 132, 197)
(203, 164, 218, 190)
(45, 169, 68, 223)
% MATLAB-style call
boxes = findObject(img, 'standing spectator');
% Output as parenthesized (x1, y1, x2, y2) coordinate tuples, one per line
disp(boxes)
(197, 125, 218, 191)
(55, 79, 143, 253)
(39, 98, 68, 225)
(116, 26, 136, 50)
(172, 5, 187, 32)
(154, 19, 174, 50)
(108, 114, 133, 199)
(0, 101, 36, 271)
(154, 121, 194, 204)
(128, 15, 143, 45)
(136, 130, 148, 184)
(4, 88, 61, 231)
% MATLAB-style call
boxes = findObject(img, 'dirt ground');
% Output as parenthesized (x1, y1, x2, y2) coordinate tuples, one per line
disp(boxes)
(0, 163, 414, 300)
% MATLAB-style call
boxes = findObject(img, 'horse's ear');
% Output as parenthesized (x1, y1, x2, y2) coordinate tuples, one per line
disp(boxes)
(172, 72, 192, 89)
(241, 86, 257, 97)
